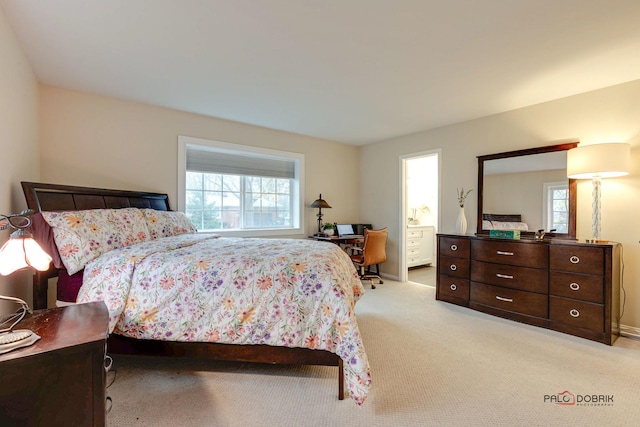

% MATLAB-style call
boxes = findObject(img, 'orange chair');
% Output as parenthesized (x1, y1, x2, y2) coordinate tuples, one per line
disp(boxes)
(349, 227, 387, 289)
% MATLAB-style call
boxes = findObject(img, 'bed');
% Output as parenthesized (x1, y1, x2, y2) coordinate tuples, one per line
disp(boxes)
(481, 213, 529, 231)
(21, 181, 371, 405)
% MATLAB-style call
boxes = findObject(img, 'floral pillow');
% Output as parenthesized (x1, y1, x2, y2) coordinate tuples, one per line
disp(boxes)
(42, 208, 150, 274)
(140, 209, 198, 239)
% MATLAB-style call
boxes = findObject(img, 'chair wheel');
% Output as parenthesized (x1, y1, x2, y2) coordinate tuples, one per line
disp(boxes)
(371, 284, 376, 289)
(380, 280, 384, 284)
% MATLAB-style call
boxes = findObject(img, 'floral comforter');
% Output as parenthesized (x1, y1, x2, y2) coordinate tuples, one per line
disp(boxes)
(77, 234, 371, 405)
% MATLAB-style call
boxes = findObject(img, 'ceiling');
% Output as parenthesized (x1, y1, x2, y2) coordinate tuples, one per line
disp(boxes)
(3, 0, 640, 145)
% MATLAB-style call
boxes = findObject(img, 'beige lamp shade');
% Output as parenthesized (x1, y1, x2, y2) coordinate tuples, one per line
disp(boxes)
(567, 143, 631, 179)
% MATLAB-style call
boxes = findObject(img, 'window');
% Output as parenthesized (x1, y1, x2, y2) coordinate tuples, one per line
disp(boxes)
(544, 182, 569, 233)
(178, 136, 304, 236)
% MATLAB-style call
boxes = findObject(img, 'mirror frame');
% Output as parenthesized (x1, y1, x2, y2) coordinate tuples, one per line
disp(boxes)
(476, 142, 578, 239)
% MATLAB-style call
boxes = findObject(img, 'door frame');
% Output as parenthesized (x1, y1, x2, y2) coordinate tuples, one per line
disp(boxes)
(398, 149, 441, 282)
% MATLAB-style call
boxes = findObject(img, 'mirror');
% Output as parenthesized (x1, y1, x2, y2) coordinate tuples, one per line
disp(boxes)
(477, 142, 578, 239)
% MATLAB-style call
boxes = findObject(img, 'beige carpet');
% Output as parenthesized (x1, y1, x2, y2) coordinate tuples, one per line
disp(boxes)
(106, 278, 640, 427)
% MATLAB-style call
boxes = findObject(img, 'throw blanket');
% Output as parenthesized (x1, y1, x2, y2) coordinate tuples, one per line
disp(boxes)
(77, 234, 371, 405)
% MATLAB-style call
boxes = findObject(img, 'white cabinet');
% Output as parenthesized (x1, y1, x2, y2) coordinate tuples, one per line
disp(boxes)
(407, 226, 434, 267)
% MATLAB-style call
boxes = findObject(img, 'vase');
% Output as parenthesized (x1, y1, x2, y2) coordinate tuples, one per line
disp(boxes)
(455, 207, 467, 235)
(324, 229, 334, 236)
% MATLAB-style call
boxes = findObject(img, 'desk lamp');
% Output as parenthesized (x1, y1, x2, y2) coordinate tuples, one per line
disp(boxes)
(0, 209, 52, 354)
(309, 194, 331, 236)
(567, 143, 630, 242)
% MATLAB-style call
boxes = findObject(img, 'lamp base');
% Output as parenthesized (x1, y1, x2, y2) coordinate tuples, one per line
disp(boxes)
(0, 329, 40, 354)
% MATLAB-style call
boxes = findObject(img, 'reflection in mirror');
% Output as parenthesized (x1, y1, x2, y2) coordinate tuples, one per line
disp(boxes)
(477, 143, 578, 239)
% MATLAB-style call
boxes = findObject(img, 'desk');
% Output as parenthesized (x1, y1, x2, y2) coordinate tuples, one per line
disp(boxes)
(309, 235, 364, 254)
(309, 235, 363, 244)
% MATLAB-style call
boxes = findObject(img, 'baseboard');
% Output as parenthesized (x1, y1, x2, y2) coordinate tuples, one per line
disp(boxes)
(380, 272, 399, 282)
(620, 324, 640, 340)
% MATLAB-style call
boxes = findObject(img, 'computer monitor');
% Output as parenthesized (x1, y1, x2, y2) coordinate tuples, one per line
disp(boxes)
(336, 224, 356, 237)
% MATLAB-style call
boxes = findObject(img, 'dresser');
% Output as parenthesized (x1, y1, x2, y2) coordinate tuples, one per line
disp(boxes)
(407, 226, 434, 267)
(0, 302, 109, 426)
(436, 234, 620, 345)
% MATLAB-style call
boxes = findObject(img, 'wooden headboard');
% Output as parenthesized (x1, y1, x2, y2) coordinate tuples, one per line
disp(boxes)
(21, 181, 172, 309)
(482, 213, 522, 222)
(22, 181, 171, 213)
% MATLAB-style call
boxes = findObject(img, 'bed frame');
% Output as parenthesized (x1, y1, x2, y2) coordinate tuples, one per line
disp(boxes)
(21, 181, 344, 400)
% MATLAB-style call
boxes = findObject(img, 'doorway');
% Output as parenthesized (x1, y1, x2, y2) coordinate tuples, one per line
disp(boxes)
(400, 150, 440, 284)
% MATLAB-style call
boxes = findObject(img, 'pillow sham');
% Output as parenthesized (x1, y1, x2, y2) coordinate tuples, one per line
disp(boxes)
(140, 209, 197, 239)
(28, 212, 64, 269)
(42, 208, 151, 274)
(57, 268, 84, 303)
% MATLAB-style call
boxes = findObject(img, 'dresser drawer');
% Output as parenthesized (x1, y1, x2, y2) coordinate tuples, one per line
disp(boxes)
(549, 296, 603, 332)
(470, 282, 548, 318)
(471, 239, 548, 268)
(438, 276, 470, 301)
(549, 272, 604, 304)
(550, 245, 604, 276)
(439, 255, 470, 279)
(439, 236, 470, 258)
(470, 260, 548, 294)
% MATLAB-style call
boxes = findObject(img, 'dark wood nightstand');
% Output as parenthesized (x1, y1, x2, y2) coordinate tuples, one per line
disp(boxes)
(0, 301, 109, 427)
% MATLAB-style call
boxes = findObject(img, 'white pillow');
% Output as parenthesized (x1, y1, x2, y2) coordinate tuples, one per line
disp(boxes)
(42, 208, 150, 274)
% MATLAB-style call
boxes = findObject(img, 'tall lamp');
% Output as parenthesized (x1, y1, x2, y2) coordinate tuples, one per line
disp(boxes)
(567, 143, 631, 242)
(0, 209, 52, 354)
(309, 194, 331, 236)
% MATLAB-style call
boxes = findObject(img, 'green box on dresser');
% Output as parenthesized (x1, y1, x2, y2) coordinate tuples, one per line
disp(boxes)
(436, 234, 621, 345)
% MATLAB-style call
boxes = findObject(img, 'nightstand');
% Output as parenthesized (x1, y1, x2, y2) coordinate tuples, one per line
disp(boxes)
(0, 301, 109, 427)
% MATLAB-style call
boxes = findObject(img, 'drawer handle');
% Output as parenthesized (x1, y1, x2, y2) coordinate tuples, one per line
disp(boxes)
(569, 282, 580, 291)
(570, 309, 580, 318)
(450, 284, 457, 291)
(496, 273, 514, 279)
(450, 264, 457, 271)
(450, 244, 458, 251)
(570, 256, 580, 264)
(496, 296, 513, 303)
(496, 251, 514, 256)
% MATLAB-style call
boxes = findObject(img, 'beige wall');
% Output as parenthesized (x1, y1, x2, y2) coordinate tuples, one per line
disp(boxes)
(361, 78, 640, 331)
(0, 8, 40, 313)
(39, 86, 360, 238)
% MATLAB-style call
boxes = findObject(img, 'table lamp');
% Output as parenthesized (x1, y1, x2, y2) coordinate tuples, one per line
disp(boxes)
(566, 142, 631, 242)
(309, 194, 331, 236)
(0, 209, 52, 354)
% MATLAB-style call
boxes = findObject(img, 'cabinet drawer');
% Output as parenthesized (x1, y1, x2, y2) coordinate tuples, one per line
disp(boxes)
(549, 272, 604, 304)
(470, 282, 548, 318)
(549, 296, 603, 332)
(439, 255, 470, 278)
(471, 239, 548, 268)
(438, 276, 470, 301)
(439, 236, 470, 258)
(550, 245, 604, 276)
(408, 230, 424, 238)
(407, 239, 421, 248)
(408, 247, 421, 256)
(470, 260, 548, 294)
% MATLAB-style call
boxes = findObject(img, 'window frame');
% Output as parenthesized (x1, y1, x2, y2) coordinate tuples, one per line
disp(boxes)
(178, 135, 305, 237)
(542, 181, 569, 233)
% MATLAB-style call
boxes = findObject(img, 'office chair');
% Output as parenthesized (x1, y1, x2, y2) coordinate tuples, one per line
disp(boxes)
(349, 227, 387, 289)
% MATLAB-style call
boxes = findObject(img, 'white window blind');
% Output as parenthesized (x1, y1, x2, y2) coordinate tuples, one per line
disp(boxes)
(186, 146, 295, 179)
